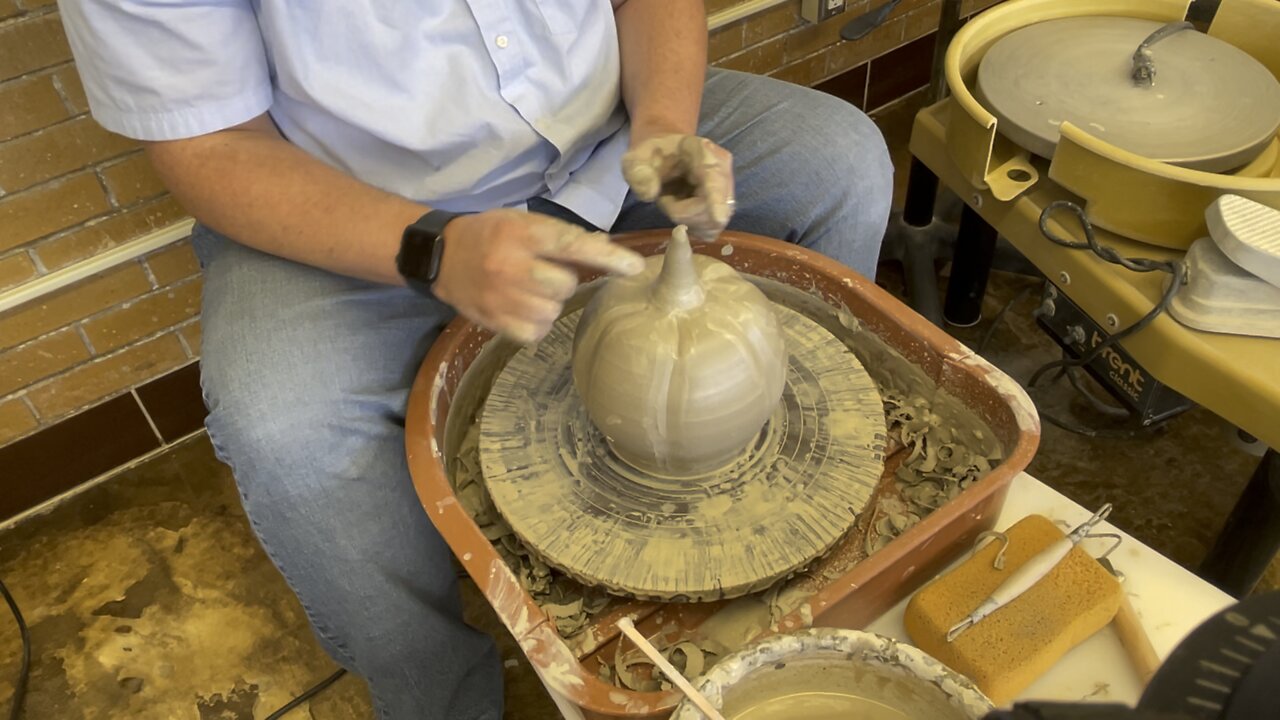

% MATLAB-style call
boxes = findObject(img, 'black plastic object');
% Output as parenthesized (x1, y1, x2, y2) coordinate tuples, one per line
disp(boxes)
(1185, 0, 1224, 31)
(943, 204, 999, 326)
(1140, 590, 1280, 718)
(840, 0, 903, 41)
(985, 705, 1185, 719)
(1200, 449, 1280, 597)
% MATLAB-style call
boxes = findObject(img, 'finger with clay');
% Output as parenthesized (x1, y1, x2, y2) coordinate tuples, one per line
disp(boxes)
(431, 209, 645, 344)
(622, 134, 736, 241)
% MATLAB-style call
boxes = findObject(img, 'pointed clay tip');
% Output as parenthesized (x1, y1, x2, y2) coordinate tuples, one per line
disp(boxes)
(654, 225, 703, 310)
(666, 224, 692, 258)
(663, 225, 693, 264)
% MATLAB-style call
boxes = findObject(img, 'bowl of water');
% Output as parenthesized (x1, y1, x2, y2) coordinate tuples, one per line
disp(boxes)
(670, 628, 992, 720)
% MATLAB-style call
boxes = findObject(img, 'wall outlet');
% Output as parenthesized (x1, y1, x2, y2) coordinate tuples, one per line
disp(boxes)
(801, 0, 848, 23)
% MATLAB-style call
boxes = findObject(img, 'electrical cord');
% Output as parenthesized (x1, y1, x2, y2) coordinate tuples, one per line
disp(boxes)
(264, 668, 348, 720)
(1038, 406, 1167, 440)
(1025, 201, 1187, 390)
(1, 576, 30, 720)
(1064, 365, 1131, 419)
(976, 284, 1036, 355)
(974, 287, 1154, 437)
(969, 201, 1191, 440)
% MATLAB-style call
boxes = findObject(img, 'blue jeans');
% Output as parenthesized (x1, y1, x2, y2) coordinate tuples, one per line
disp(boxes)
(195, 68, 891, 719)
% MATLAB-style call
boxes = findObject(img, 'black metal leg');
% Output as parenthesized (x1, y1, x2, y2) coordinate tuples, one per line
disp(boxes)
(902, 229, 945, 324)
(870, 0, 963, 328)
(903, 157, 940, 228)
(927, 0, 965, 103)
(1200, 449, 1280, 597)
(943, 204, 998, 327)
(877, 156, 949, 326)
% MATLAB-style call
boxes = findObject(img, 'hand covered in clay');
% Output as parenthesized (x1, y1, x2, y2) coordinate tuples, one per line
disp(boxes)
(622, 134, 735, 241)
(432, 210, 645, 344)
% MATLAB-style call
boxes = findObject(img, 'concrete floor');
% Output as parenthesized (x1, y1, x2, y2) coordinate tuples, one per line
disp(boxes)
(0, 435, 564, 719)
(1, 93, 1275, 719)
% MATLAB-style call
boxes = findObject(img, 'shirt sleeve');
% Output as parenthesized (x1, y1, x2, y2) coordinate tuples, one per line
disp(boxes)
(58, 0, 273, 141)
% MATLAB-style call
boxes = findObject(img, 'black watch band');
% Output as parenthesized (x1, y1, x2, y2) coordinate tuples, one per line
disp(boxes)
(397, 209, 463, 298)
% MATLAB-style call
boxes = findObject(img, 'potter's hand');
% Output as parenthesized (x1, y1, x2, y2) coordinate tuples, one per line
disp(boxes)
(433, 210, 645, 344)
(622, 134, 735, 241)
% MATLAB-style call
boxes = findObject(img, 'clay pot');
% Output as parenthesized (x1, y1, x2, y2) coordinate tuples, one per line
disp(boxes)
(670, 628, 994, 720)
(571, 226, 787, 477)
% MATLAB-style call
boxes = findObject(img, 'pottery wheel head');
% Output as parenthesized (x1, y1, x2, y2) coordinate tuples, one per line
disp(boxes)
(976, 16, 1280, 172)
(570, 226, 788, 478)
(479, 303, 886, 601)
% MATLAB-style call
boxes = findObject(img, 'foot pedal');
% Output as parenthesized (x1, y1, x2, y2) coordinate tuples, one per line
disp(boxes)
(1169, 239, 1280, 339)
(1207, 194, 1280, 288)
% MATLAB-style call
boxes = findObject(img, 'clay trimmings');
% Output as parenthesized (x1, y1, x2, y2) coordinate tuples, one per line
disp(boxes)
(572, 226, 787, 477)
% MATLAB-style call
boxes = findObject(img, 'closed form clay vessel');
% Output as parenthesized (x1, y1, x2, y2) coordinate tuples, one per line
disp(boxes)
(572, 226, 786, 477)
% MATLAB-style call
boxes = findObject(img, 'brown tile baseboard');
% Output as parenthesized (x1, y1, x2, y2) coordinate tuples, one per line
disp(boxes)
(814, 62, 870, 110)
(1, 361, 207, 521)
(866, 31, 935, 113)
(812, 29, 936, 115)
(135, 362, 205, 443)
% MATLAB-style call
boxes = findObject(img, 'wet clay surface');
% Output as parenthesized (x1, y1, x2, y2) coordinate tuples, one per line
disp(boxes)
(572, 226, 788, 477)
(479, 303, 886, 602)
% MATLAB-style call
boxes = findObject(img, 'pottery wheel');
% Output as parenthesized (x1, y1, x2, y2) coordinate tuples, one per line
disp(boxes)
(976, 16, 1280, 172)
(479, 304, 886, 602)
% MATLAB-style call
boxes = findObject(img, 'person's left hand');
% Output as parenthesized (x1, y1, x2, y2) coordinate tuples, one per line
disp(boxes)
(621, 134, 735, 241)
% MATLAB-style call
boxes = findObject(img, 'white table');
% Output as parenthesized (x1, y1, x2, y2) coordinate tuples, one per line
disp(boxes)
(866, 472, 1235, 708)
(544, 472, 1235, 717)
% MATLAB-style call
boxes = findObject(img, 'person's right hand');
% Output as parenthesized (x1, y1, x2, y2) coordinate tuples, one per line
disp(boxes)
(431, 209, 645, 344)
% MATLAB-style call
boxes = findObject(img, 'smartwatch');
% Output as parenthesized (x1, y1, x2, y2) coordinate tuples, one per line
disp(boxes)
(397, 209, 463, 299)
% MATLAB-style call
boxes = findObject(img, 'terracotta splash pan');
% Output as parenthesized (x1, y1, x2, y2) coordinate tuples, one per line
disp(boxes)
(405, 230, 1040, 718)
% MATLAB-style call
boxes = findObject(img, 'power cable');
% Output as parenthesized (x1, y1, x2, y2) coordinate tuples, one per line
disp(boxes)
(971, 201, 1190, 439)
(1025, 201, 1186, 390)
(976, 284, 1036, 355)
(264, 669, 349, 720)
(1, 576, 29, 720)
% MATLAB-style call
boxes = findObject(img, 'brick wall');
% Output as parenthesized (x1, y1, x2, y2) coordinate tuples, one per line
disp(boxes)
(0, 2, 199, 455)
(1, 0, 1003, 516)
(708, 0, 1004, 106)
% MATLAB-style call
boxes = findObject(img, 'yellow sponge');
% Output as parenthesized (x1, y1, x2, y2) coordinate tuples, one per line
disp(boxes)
(905, 514, 1122, 705)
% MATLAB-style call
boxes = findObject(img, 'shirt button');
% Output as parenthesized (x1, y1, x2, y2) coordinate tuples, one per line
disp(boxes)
(495, 35, 509, 48)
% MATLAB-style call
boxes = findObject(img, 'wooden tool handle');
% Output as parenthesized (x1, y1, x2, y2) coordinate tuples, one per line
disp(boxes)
(1113, 593, 1161, 686)
(617, 618, 727, 720)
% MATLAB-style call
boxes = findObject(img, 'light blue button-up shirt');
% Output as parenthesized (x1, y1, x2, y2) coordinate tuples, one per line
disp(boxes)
(59, 1, 633, 229)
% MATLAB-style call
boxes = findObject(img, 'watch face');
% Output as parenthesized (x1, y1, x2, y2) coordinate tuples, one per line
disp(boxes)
(400, 213, 453, 288)
(423, 231, 445, 281)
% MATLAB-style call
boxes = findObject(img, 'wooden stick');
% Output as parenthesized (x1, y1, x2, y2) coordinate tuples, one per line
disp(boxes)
(616, 617, 727, 720)
(1113, 593, 1161, 686)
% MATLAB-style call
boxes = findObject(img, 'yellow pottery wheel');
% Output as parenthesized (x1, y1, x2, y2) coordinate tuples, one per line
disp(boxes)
(976, 16, 1280, 172)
